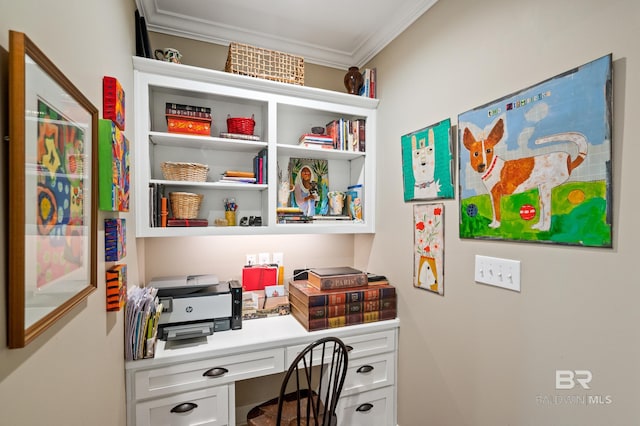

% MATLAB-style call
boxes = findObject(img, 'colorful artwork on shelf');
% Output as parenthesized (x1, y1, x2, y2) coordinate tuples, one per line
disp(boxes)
(289, 158, 329, 216)
(401, 118, 454, 201)
(103, 76, 125, 130)
(98, 119, 130, 212)
(105, 218, 126, 262)
(413, 203, 444, 295)
(106, 264, 127, 312)
(458, 54, 612, 247)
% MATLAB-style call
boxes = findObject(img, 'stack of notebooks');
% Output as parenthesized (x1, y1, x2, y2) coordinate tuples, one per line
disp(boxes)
(276, 207, 312, 223)
(288, 267, 396, 331)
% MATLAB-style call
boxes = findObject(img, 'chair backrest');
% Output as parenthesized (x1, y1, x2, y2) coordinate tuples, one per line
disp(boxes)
(277, 336, 349, 426)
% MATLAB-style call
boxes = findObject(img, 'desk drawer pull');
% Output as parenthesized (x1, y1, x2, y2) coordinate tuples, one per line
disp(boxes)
(203, 367, 228, 377)
(356, 365, 374, 374)
(170, 402, 198, 414)
(356, 403, 374, 412)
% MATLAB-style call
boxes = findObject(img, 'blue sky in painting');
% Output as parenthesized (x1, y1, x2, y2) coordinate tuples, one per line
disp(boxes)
(458, 54, 611, 199)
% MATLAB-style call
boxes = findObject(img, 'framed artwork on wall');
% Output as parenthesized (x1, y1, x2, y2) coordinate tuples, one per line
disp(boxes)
(8, 31, 98, 348)
(413, 203, 444, 296)
(458, 54, 612, 247)
(401, 118, 454, 201)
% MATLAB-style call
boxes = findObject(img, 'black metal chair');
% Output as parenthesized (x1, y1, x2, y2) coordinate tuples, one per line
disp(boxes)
(247, 336, 349, 426)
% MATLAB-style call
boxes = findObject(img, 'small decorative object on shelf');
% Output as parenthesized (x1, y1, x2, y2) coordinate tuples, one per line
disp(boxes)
(154, 47, 182, 63)
(165, 102, 212, 135)
(344, 66, 364, 95)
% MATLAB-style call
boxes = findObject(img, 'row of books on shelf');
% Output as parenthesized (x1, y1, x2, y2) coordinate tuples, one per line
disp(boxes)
(359, 68, 377, 98)
(288, 278, 396, 332)
(325, 118, 366, 152)
(253, 148, 268, 184)
(165, 102, 212, 119)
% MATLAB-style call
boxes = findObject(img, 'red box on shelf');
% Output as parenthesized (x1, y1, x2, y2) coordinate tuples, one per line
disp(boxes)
(166, 115, 212, 136)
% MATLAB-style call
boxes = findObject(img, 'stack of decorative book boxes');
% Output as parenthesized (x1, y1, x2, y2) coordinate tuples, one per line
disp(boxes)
(288, 267, 396, 331)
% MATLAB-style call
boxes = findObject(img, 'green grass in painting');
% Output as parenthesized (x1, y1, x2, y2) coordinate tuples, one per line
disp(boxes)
(459, 181, 611, 247)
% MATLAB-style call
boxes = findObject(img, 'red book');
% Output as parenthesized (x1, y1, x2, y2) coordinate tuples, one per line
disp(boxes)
(166, 218, 209, 227)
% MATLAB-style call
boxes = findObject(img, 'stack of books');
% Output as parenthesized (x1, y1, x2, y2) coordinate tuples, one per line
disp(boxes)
(288, 267, 397, 331)
(276, 207, 312, 223)
(298, 133, 333, 149)
(219, 170, 256, 184)
(165, 102, 212, 136)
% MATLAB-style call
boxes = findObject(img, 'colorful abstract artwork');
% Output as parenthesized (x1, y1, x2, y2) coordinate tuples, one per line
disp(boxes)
(98, 119, 130, 211)
(106, 264, 127, 312)
(36, 99, 87, 288)
(105, 218, 126, 261)
(413, 203, 444, 295)
(289, 158, 329, 216)
(103, 76, 125, 130)
(401, 118, 454, 201)
(458, 54, 612, 247)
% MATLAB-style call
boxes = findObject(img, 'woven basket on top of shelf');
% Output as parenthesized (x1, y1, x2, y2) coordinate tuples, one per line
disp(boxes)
(161, 161, 209, 182)
(170, 192, 204, 219)
(225, 42, 304, 86)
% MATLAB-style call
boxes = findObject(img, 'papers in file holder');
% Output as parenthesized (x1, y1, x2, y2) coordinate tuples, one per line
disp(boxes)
(125, 286, 161, 361)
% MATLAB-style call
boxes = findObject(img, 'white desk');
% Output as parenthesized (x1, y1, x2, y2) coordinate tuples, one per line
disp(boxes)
(125, 315, 399, 426)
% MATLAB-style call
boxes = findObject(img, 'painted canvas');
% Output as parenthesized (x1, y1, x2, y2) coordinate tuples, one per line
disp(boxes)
(414, 203, 444, 295)
(105, 218, 126, 262)
(289, 158, 329, 216)
(98, 119, 130, 211)
(458, 54, 612, 247)
(401, 118, 454, 201)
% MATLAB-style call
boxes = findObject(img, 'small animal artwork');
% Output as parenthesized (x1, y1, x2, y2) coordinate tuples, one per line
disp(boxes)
(411, 130, 440, 199)
(413, 203, 444, 295)
(462, 116, 587, 231)
(417, 256, 438, 292)
(401, 118, 454, 201)
(458, 54, 612, 247)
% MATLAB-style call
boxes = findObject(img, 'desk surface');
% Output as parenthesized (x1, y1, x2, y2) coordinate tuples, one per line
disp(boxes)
(126, 315, 400, 370)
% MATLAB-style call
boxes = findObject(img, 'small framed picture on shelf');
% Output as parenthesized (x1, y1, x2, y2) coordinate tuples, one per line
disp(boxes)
(289, 158, 329, 216)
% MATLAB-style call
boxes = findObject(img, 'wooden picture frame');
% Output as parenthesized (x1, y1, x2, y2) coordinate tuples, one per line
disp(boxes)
(8, 31, 98, 348)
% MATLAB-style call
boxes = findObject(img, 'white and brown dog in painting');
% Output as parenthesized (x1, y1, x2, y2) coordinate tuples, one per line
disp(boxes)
(411, 129, 441, 199)
(462, 117, 588, 231)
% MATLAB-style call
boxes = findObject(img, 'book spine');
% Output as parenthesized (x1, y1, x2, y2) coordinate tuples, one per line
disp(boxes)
(308, 273, 368, 290)
(301, 309, 397, 331)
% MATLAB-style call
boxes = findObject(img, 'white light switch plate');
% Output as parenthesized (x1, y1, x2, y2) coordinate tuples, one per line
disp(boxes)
(474, 255, 521, 292)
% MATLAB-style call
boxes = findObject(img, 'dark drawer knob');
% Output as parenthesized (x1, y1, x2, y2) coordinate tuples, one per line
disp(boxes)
(170, 402, 198, 414)
(356, 365, 374, 374)
(356, 403, 374, 412)
(203, 367, 229, 377)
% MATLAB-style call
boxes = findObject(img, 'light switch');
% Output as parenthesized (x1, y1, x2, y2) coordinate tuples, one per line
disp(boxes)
(474, 255, 521, 292)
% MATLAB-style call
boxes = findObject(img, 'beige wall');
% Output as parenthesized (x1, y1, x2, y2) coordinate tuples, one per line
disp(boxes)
(367, 0, 639, 425)
(0, 1, 136, 425)
(1, 0, 638, 425)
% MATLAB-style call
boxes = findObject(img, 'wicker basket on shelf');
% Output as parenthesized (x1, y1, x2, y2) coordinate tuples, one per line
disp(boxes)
(161, 162, 209, 182)
(225, 42, 304, 86)
(227, 114, 255, 135)
(169, 192, 204, 219)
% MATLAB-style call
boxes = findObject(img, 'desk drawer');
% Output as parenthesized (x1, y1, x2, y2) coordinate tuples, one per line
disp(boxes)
(342, 352, 395, 395)
(134, 348, 284, 400)
(285, 329, 396, 365)
(136, 385, 229, 426)
(336, 386, 394, 426)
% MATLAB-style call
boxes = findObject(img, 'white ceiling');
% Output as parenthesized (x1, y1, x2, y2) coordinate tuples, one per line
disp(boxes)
(135, 0, 438, 70)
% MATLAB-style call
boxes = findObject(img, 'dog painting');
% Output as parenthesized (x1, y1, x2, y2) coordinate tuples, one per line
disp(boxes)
(414, 204, 444, 295)
(401, 119, 454, 201)
(458, 54, 612, 247)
